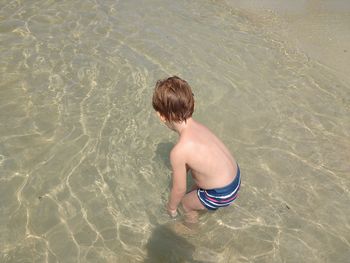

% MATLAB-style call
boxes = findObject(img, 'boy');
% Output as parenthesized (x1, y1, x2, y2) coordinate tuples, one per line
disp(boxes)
(152, 76, 241, 222)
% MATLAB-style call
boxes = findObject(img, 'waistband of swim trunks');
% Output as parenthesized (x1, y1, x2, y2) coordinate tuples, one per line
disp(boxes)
(207, 164, 241, 194)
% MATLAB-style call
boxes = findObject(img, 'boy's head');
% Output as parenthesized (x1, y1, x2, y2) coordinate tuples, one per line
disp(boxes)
(152, 76, 194, 123)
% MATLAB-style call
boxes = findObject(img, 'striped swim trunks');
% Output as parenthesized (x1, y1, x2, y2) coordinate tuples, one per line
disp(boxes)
(197, 165, 241, 211)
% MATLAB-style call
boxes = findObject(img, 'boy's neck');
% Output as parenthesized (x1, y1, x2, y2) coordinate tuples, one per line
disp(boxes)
(173, 117, 193, 135)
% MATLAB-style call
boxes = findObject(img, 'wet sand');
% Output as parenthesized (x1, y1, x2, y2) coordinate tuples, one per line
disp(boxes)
(225, 0, 350, 83)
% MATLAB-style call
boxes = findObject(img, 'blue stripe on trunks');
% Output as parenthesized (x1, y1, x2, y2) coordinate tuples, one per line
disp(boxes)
(197, 165, 241, 211)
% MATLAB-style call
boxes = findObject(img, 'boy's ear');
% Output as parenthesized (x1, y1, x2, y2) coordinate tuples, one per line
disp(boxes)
(156, 112, 166, 122)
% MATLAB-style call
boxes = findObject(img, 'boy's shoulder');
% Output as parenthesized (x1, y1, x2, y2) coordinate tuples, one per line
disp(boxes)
(171, 140, 186, 156)
(170, 137, 192, 161)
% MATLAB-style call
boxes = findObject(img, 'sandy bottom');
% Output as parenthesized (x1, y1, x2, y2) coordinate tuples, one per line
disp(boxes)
(0, 0, 349, 262)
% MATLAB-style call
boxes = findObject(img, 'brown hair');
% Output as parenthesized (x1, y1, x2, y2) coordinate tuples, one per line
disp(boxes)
(152, 76, 194, 122)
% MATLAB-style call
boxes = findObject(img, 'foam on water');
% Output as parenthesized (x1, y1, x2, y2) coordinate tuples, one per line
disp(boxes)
(0, 0, 349, 262)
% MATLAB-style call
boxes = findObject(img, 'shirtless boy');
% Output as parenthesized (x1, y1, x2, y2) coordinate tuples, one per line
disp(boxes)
(152, 76, 241, 222)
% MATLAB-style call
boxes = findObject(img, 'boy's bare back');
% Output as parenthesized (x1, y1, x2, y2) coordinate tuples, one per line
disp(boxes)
(172, 118, 237, 190)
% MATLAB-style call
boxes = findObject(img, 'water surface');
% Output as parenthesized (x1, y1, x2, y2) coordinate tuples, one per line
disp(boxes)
(0, 0, 349, 262)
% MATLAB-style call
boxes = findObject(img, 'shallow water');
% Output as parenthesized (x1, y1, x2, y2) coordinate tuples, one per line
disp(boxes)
(1, 0, 349, 262)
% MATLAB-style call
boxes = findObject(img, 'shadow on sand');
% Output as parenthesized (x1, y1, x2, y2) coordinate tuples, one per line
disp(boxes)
(154, 142, 174, 170)
(144, 223, 203, 263)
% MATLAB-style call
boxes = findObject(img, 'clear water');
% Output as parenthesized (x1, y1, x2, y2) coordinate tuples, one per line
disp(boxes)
(0, 0, 349, 262)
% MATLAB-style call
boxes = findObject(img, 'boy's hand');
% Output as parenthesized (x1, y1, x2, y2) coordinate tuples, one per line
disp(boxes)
(167, 204, 178, 218)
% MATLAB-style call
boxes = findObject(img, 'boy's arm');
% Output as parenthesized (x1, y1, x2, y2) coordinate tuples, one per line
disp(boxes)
(167, 146, 187, 215)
